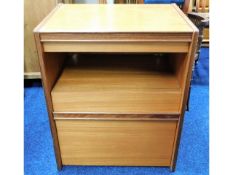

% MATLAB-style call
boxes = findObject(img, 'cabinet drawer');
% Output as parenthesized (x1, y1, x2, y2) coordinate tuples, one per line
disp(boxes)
(55, 119, 177, 166)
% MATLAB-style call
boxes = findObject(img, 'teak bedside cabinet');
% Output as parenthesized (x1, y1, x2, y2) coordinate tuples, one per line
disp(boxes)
(34, 4, 198, 172)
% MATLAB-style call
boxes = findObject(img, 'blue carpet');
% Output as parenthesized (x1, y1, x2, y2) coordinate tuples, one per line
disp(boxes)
(24, 48, 209, 175)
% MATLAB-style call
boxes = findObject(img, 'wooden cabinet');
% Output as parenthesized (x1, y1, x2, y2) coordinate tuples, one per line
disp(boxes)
(34, 4, 198, 171)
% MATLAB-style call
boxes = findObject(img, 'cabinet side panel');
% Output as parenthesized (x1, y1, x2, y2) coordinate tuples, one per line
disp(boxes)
(169, 8, 199, 171)
(170, 31, 199, 171)
(171, 53, 188, 89)
(34, 33, 65, 170)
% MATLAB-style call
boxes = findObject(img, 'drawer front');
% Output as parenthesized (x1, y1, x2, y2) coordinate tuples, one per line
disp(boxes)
(56, 120, 177, 166)
(43, 41, 189, 53)
(40, 33, 192, 53)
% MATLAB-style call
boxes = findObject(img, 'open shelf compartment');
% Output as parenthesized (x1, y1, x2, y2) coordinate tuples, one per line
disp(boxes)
(51, 53, 186, 115)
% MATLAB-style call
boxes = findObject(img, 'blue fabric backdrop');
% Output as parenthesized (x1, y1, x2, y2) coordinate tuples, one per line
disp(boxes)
(144, 0, 184, 5)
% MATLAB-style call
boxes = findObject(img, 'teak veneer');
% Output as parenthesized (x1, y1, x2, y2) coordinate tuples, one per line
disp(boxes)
(34, 4, 198, 172)
(51, 54, 182, 114)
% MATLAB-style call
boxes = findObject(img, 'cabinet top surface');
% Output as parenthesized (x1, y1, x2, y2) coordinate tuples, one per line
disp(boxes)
(35, 4, 195, 33)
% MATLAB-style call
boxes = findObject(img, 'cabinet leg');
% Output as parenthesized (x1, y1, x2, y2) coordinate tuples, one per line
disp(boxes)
(57, 163, 63, 171)
(186, 85, 191, 111)
(170, 164, 176, 172)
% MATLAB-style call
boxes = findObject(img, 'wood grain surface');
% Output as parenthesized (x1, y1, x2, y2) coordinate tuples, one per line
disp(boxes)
(51, 54, 182, 114)
(33, 3, 198, 170)
(170, 29, 199, 172)
(35, 4, 194, 33)
(53, 113, 179, 120)
(56, 120, 177, 166)
(43, 41, 189, 53)
(34, 34, 65, 170)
